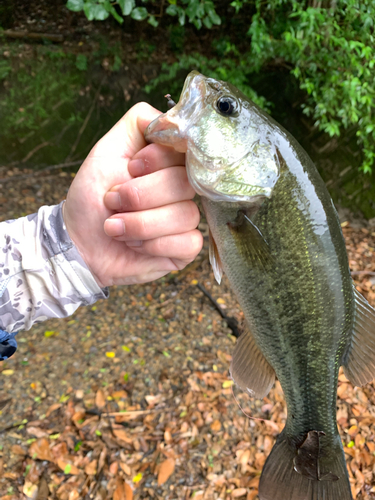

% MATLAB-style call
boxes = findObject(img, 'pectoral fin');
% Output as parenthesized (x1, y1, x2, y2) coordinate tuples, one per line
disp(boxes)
(228, 211, 274, 272)
(342, 285, 375, 387)
(230, 324, 275, 398)
(209, 229, 223, 285)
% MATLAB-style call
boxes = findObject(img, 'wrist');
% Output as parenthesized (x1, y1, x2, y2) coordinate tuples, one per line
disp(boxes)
(62, 201, 106, 289)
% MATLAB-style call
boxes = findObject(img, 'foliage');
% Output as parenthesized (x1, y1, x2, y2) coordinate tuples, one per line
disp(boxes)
(66, 0, 375, 173)
(0, 47, 84, 140)
(144, 52, 271, 112)
(66, 0, 221, 29)
(248, 0, 375, 173)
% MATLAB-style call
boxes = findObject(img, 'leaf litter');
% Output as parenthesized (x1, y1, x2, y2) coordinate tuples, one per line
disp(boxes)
(1, 170, 375, 498)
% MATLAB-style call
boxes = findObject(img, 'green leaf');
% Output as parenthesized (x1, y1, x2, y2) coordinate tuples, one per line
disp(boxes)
(59, 394, 70, 403)
(131, 7, 148, 21)
(95, 4, 110, 20)
(107, 4, 124, 24)
(83, 3, 109, 21)
(75, 54, 88, 71)
(118, 0, 134, 16)
(205, 3, 221, 25)
(24, 464, 32, 477)
(74, 441, 82, 452)
(64, 463, 72, 474)
(166, 4, 178, 16)
(193, 17, 202, 29)
(203, 15, 212, 29)
(66, 0, 84, 12)
(178, 8, 186, 26)
(83, 2, 96, 20)
(112, 54, 122, 71)
(148, 15, 158, 27)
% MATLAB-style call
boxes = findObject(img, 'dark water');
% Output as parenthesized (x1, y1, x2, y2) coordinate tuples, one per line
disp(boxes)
(1, 59, 374, 218)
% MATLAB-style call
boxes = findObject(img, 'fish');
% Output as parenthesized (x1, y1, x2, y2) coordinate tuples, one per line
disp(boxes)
(144, 71, 375, 500)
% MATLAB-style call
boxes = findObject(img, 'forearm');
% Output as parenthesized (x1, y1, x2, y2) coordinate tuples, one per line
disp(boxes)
(0, 202, 108, 334)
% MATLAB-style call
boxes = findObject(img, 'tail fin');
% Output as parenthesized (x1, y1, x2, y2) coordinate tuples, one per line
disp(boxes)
(259, 432, 352, 500)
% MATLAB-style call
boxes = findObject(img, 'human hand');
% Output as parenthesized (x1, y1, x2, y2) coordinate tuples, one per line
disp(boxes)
(63, 103, 203, 287)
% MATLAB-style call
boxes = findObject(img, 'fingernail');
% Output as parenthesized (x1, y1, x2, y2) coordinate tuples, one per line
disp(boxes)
(128, 159, 145, 176)
(126, 240, 143, 247)
(104, 218, 125, 236)
(105, 191, 121, 210)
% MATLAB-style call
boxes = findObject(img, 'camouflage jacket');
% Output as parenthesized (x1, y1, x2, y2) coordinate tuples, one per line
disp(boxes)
(0, 202, 108, 359)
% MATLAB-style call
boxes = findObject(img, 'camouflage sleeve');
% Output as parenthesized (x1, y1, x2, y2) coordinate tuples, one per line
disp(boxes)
(0, 202, 108, 335)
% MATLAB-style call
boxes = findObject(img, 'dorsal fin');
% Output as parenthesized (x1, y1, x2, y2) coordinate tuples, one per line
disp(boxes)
(342, 285, 375, 387)
(209, 229, 223, 284)
(230, 323, 275, 398)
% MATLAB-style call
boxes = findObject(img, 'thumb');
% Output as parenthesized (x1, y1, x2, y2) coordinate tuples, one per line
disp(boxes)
(90, 102, 162, 159)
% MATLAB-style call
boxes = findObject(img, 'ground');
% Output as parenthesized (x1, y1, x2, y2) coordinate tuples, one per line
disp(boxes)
(1, 166, 375, 500)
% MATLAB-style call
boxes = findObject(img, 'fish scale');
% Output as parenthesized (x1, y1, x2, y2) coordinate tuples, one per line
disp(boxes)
(145, 70, 375, 500)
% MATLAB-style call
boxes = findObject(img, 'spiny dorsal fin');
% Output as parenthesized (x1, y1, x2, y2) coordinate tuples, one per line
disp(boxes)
(209, 229, 223, 284)
(230, 323, 275, 398)
(342, 285, 375, 387)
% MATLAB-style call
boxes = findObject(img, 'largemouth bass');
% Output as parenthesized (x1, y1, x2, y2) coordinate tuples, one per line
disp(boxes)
(145, 71, 375, 500)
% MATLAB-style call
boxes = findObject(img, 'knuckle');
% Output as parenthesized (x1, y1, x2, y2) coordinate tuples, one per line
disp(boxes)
(153, 237, 166, 255)
(173, 258, 190, 271)
(137, 213, 148, 239)
(124, 185, 142, 210)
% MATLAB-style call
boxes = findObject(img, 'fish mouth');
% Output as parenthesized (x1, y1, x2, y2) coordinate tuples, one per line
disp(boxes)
(144, 71, 207, 152)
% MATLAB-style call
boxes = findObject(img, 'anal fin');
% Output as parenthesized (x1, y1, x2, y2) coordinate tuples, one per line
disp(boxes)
(230, 323, 275, 398)
(342, 285, 375, 387)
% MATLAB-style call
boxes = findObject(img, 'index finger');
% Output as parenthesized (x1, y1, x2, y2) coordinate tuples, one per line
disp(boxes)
(128, 143, 185, 177)
(91, 102, 162, 159)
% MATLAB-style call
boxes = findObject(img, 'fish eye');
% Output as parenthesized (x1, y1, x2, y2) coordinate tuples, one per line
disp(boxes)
(216, 96, 237, 116)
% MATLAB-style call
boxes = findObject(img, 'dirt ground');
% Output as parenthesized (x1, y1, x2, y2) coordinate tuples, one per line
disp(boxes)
(1, 164, 375, 500)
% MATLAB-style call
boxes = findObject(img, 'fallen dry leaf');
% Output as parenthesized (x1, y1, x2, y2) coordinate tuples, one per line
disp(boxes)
(113, 478, 133, 500)
(68, 490, 79, 500)
(120, 462, 131, 475)
(210, 419, 222, 432)
(232, 488, 247, 497)
(29, 438, 55, 462)
(22, 481, 38, 500)
(109, 461, 119, 475)
(56, 459, 80, 475)
(11, 444, 26, 456)
(95, 389, 106, 409)
(27, 427, 48, 438)
(157, 458, 175, 485)
(84, 460, 97, 475)
(113, 428, 133, 444)
(45, 403, 62, 417)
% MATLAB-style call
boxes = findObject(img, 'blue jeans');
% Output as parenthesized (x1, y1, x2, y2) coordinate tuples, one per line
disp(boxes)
(0, 329, 18, 361)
